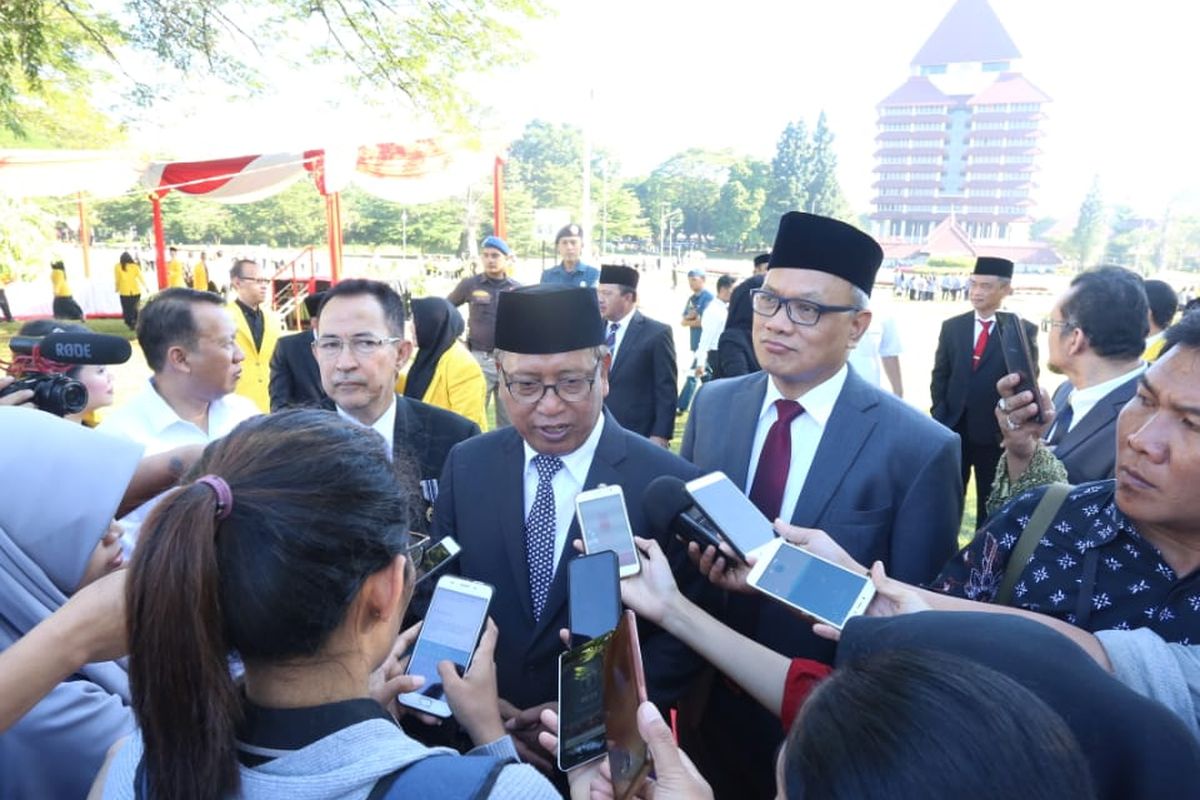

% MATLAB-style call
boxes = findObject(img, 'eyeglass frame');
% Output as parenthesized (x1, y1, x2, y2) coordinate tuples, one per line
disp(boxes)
(1040, 317, 1076, 334)
(749, 288, 862, 327)
(311, 334, 404, 358)
(500, 360, 602, 405)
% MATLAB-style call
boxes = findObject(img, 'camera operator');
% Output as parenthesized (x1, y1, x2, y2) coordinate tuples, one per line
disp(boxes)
(11, 321, 116, 426)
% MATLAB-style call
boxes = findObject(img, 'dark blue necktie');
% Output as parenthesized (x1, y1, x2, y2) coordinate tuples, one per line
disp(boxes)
(525, 454, 564, 620)
(605, 321, 620, 349)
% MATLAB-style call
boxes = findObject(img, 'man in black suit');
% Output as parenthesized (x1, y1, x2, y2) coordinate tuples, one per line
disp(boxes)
(931, 256, 1037, 525)
(597, 264, 677, 445)
(434, 285, 705, 769)
(269, 292, 327, 411)
(314, 279, 479, 530)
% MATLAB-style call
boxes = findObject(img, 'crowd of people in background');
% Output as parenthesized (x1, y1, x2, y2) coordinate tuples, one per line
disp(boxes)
(2, 211, 1200, 800)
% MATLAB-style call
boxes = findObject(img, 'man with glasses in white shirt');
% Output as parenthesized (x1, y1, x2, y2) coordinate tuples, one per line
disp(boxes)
(314, 279, 479, 530)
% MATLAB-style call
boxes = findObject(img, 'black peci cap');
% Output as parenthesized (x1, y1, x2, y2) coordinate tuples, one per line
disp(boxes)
(495, 285, 604, 354)
(973, 257, 1014, 279)
(599, 264, 639, 290)
(767, 212, 883, 296)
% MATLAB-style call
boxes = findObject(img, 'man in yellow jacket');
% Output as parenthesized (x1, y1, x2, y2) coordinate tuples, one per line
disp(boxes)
(227, 258, 280, 412)
(191, 252, 210, 292)
(165, 247, 186, 288)
(114, 251, 149, 329)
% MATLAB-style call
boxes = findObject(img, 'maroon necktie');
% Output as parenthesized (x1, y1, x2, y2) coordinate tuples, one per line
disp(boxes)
(972, 319, 993, 371)
(749, 399, 805, 521)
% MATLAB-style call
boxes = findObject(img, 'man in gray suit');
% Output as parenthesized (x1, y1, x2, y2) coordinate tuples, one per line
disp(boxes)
(680, 211, 962, 799)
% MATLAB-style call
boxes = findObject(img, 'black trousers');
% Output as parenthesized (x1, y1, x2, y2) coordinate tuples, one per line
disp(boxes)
(0, 289, 11, 322)
(119, 294, 140, 329)
(959, 433, 1002, 528)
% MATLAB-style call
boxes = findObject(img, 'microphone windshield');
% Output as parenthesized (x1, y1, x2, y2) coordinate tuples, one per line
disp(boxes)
(11, 332, 133, 365)
(642, 475, 694, 537)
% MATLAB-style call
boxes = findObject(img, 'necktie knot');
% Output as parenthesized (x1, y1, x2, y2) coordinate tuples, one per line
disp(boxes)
(774, 399, 804, 425)
(980, 319, 992, 332)
(609, 322, 620, 334)
(532, 454, 564, 481)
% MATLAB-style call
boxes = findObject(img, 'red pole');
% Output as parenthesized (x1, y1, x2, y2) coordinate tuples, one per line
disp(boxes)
(151, 194, 167, 289)
(493, 156, 507, 239)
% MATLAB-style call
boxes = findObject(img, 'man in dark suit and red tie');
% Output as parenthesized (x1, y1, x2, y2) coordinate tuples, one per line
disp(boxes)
(931, 256, 1038, 526)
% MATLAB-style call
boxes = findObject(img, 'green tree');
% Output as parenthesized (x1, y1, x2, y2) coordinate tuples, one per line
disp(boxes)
(637, 148, 736, 245)
(508, 120, 586, 212)
(0, 196, 55, 282)
(1071, 177, 1106, 268)
(1104, 206, 1155, 271)
(713, 158, 768, 251)
(760, 119, 812, 241)
(3, 0, 545, 135)
(806, 112, 850, 220)
(224, 182, 326, 248)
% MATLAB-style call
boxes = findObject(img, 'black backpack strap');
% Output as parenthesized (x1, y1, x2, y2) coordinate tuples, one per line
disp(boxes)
(995, 482, 1072, 606)
(368, 754, 504, 800)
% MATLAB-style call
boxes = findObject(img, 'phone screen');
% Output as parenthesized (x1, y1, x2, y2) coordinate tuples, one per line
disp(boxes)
(404, 586, 489, 705)
(415, 538, 459, 585)
(688, 475, 775, 559)
(559, 632, 613, 771)
(570, 551, 621, 643)
(578, 492, 638, 568)
(603, 613, 651, 800)
(756, 544, 870, 627)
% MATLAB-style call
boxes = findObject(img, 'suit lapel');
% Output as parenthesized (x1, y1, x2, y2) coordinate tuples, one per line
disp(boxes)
(530, 413, 627, 641)
(497, 430, 537, 625)
(789, 372, 879, 526)
(726, 373, 769, 489)
(610, 312, 645, 379)
(1055, 378, 1137, 460)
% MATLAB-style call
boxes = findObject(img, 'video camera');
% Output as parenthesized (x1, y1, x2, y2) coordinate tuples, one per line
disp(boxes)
(1, 331, 132, 416)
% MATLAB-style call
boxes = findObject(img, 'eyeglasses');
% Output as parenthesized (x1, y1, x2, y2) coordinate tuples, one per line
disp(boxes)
(236, 276, 272, 285)
(313, 335, 403, 358)
(503, 362, 600, 405)
(750, 289, 860, 327)
(1040, 317, 1075, 334)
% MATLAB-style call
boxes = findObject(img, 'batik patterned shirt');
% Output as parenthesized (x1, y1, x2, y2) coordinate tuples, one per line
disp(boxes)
(932, 480, 1200, 644)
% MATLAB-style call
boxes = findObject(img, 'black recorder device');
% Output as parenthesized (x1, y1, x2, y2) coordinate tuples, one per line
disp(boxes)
(0, 332, 132, 417)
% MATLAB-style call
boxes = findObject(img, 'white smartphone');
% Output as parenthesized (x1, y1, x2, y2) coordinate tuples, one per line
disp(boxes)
(575, 484, 641, 578)
(399, 575, 493, 718)
(414, 536, 461, 586)
(684, 471, 776, 563)
(746, 539, 875, 629)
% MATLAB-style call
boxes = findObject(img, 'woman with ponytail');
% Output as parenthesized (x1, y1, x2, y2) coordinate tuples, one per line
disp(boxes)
(98, 409, 558, 800)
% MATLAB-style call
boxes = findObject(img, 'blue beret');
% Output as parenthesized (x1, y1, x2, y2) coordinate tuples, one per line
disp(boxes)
(481, 235, 511, 255)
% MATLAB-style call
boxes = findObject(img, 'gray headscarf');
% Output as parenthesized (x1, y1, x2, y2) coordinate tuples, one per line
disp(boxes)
(0, 407, 143, 797)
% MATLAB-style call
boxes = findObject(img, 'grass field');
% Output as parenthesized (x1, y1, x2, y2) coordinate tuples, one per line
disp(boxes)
(5, 273, 1056, 548)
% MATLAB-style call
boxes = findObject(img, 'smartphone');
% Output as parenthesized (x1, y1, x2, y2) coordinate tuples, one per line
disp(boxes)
(603, 610, 652, 800)
(569, 550, 622, 647)
(746, 539, 875, 629)
(576, 485, 641, 578)
(685, 471, 776, 563)
(414, 536, 461, 586)
(997, 312, 1044, 424)
(399, 575, 493, 718)
(557, 630, 615, 772)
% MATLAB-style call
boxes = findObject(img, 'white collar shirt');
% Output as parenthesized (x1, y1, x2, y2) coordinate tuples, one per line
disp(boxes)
(337, 394, 398, 460)
(746, 365, 849, 522)
(1065, 364, 1146, 432)
(98, 379, 260, 548)
(606, 308, 638, 363)
(695, 298, 729, 370)
(974, 314, 998, 343)
(522, 414, 606, 577)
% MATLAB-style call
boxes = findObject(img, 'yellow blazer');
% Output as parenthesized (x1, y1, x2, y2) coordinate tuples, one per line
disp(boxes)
(115, 263, 144, 296)
(51, 269, 71, 297)
(396, 341, 488, 431)
(192, 261, 209, 291)
(166, 259, 186, 288)
(228, 300, 281, 413)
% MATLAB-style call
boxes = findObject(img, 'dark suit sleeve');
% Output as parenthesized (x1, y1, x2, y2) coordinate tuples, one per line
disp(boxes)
(268, 341, 294, 412)
(650, 325, 678, 440)
(433, 445, 458, 540)
(716, 333, 749, 378)
(680, 383, 703, 462)
(1025, 319, 1040, 379)
(930, 320, 953, 420)
(889, 430, 963, 584)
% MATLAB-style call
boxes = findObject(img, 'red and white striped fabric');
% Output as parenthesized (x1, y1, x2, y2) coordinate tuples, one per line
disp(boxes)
(141, 151, 316, 203)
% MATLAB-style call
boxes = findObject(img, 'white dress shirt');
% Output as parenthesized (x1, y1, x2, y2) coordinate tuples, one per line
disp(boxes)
(695, 298, 729, 370)
(1063, 364, 1147, 432)
(337, 394, 398, 460)
(522, 414, 606, 577)
(745, 365, 849, 521)
(606, 307, 637, 363)
(848, 315, 902, 388)
(98, 379, 260, 548)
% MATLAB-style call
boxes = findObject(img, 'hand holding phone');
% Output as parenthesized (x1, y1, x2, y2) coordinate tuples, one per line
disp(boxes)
(997, 312, 1044, 424)
(685, 472, 776, 563)
(603, 610, 653, 800)
(746, 539, 875, 629)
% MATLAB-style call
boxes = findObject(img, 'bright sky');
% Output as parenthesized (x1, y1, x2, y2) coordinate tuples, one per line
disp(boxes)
(128, 0, 1200, 222)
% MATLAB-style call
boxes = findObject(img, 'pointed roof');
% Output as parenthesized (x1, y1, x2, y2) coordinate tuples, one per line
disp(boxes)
(878, 76, 950, 107)
(968, 73, 1051, 105)
(912, 0, 1021, 67)
(924, 214, 978, 257)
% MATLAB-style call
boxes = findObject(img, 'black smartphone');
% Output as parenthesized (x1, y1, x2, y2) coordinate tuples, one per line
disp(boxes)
(557, 630, 615, 771)
(569, 550, 621, 647)
(997, 312, 1044, 424)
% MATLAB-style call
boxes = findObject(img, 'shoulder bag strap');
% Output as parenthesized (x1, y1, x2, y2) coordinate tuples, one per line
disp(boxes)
(995, 482, 1072, 606)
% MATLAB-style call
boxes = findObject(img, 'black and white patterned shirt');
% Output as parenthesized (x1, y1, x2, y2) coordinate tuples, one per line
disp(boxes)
(933, 480, 1200, 644)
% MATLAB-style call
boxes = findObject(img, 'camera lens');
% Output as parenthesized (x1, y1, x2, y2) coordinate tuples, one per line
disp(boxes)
(33, 374, 88, 416)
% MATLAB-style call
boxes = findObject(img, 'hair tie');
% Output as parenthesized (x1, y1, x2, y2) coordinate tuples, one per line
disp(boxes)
(196, 475, 234, 521)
